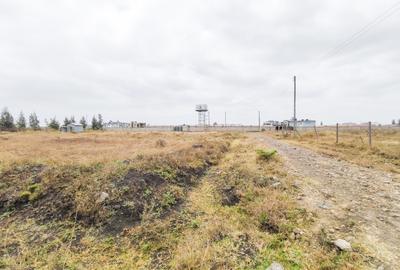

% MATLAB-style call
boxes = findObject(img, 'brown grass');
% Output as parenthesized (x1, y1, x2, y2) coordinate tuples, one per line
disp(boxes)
(170, 136, 366, 269)
(271, 128, 400, 173)
(0, 131, 367, 269)
(0, 131, 233, 269)
(0, 131, 222, 165)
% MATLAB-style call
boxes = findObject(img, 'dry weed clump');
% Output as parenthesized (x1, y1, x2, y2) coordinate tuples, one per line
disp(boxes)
(155, 138, 167, 147)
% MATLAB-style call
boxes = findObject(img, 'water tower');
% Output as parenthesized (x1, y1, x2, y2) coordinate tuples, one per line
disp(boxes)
(195, 104, 209, 127)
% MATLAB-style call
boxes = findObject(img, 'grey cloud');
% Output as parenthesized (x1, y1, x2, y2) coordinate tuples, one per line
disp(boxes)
(0, 0, 399, 125)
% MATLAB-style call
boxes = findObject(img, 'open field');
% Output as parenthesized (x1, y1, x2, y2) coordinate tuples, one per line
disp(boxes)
(0, 131, 367, 269)
(270, 128, 400, 173)
(0, 131, 218, 165)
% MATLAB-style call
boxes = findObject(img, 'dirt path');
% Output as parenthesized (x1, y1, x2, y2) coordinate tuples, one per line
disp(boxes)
(254, 134, 400, 269)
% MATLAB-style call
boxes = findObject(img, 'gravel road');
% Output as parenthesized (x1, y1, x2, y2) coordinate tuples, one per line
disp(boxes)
(254, 134, 400, 269)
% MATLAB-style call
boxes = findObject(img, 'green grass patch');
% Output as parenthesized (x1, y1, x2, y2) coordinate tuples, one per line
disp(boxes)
(256, 149, 277, 160)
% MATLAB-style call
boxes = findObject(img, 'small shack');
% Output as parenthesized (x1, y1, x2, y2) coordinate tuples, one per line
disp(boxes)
(60, 123, 84, 133)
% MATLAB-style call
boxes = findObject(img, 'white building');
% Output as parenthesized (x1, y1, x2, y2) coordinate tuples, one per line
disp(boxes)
(283, 119, 316, 128)
(263, 120, 280, 127)
(297, 119, 316, 128)
(60, 123, 84, 133)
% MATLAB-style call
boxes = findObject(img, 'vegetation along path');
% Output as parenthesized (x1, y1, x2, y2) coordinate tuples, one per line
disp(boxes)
(254, 133, 400, 269)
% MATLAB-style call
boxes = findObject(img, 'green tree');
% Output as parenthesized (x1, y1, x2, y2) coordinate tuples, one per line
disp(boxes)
(80, 116, 87, 129)
(91, 115, 99, 130)
(16, 111, 26, 130)
(63, 117, 71, 126)
(48, 117, 60, 130)
(0, 107, 15, 130)
(70, 116, 75, 123)
(97, 114, 103, 130)
(29, 113, 40, 130)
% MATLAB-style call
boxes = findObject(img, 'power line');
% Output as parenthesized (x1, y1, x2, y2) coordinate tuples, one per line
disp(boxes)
(322, 1, 400, 60)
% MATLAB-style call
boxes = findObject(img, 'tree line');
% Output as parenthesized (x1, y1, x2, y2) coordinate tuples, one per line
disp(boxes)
(0, 107, 104, 131)
(391, 119, 400, 126)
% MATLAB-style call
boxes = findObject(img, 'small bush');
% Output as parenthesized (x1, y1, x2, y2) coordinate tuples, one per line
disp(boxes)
(19, 191, 31, 201)
(28, 183, 39, 193)
(190, 219, 200, 229)
(161, 191, 176, 208)
(155, 139, 167, 147)
(256, 149, 277, 160)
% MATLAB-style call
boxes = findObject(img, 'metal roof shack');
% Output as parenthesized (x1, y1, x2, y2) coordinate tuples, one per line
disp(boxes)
(60, 123, 84, 133)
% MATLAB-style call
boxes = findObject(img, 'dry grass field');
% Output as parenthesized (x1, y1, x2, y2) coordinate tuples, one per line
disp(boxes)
(0, 131, 214, 165)
(0, 131, 366, 269)
(271, 128, 400, 173)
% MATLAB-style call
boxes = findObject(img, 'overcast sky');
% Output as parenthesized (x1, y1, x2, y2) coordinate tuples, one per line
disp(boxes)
(0, 0, 399, 125)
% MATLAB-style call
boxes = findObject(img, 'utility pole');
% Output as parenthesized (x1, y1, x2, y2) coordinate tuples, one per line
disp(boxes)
(368, 121, 372, 147)
(224, 112, 227, 127)
(336, 123, 339, 144)
(258, 111, 261, 131)
(293, 75, 297, 131)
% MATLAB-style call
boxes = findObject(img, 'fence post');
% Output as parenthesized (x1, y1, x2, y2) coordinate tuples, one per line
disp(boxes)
(368, 121, 372, 147)
(336, 123, 339, 144)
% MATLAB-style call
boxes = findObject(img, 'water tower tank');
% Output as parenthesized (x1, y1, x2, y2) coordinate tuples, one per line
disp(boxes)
(196, 104, 208, 112)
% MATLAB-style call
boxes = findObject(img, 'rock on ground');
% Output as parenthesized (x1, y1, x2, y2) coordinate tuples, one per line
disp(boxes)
(333, 239, 352, 251)
(97, 192, 109, 204)
(266, 262, 284, 270)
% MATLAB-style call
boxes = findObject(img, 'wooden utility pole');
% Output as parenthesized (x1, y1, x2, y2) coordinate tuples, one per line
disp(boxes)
(293, 76, 297, 131)
(258, 111, 261, 132)
(368, 121, 372, 147)
(336, 123, 339, 144)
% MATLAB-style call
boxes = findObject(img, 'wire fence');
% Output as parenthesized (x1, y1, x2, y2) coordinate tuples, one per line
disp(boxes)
(277, 123, 400, 148)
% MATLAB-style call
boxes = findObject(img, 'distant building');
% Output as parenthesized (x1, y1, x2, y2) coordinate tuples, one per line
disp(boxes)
(132, 122, 146, 128)
(263, 120, 280, 127)
(104, 121, 130, 129)
(296, 119, 316, 128)
(60, 123, 84, 133)
(281, 119, 316, 129)
(104, 121, 146, 129)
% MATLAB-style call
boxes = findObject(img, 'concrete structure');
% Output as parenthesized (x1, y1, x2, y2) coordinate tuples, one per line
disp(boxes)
(285, 119, 316, 128)
(104, 121, 146, 130)
(297, 119, 316, 128)
(104, 121, 130, 129)
(102, 125, 262, 132)
(263, 120, 280, 127)
(60, 123, 84, 133)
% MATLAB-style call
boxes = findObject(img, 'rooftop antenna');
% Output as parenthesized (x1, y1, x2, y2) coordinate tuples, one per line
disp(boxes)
(195, 104, 209, 127)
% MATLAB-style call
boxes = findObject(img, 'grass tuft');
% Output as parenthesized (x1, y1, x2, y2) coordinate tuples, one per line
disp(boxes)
(256, 149, 278, 160)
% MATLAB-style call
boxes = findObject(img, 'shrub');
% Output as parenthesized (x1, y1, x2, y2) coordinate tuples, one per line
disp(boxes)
(19, 191, 31, 201)
(155, 139, 167, 147)
(161, 191, 176, 208)
(256, 149, 277, 160)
